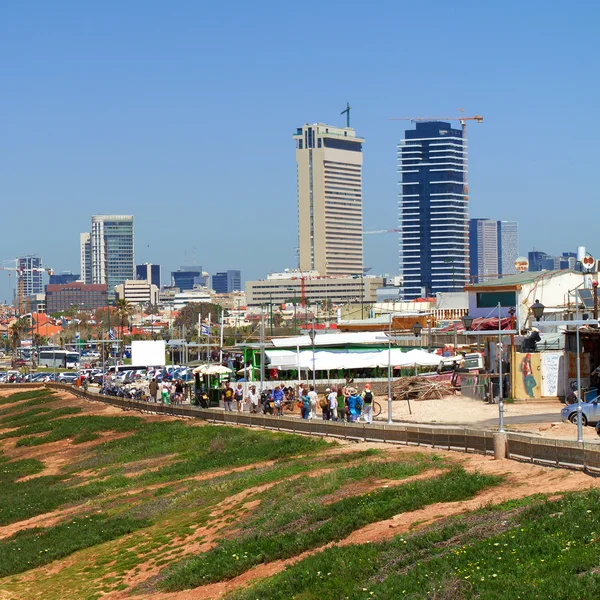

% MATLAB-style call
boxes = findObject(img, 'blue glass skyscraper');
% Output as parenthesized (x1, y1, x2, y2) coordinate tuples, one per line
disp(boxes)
(398, 122, 468, 298)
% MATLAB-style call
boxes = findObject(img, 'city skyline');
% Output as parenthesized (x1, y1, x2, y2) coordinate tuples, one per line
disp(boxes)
(1, 3, 599, 303)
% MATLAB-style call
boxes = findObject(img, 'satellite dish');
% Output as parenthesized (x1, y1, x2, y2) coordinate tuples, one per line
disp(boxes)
(514, 257, 529, 273)
(582, 255, 596, 272)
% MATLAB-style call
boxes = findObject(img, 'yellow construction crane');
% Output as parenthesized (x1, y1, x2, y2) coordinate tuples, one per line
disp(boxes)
(390, 112, 483, 204)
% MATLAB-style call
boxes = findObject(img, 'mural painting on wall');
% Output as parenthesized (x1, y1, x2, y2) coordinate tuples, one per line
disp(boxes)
(514, 352, 541, 399)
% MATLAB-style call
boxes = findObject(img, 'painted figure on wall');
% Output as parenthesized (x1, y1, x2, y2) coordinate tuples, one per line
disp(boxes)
(521, 353, 537, 398)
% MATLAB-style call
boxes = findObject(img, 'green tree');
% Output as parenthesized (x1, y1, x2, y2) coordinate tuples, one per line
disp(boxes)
(174, 303, 221, 332)
(115, 299, 133, 357)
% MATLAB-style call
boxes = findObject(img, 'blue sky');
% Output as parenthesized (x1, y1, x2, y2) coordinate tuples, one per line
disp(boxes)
(1, 0, 599, 303)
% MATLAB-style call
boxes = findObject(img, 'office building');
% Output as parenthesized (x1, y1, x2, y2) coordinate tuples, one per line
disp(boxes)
(469, 219, 498, 282)
(114, 280, 159, 307)
(80, 233, 92, 284)
(49, 272, 80, 285)
(212, 270, 241, 293)
(136, 263, 161, 288)
(46, 283, 108, 313)
(399, 121, 468, 298)
(293, 123, 364, 276)
(245, 270, 385, 307)
(529, 250, 577, 271)
(497, 221, 519, 275)
(80, 215, 134, 300)
(171, 266, 206, 291)
(17, 256, 44, 297)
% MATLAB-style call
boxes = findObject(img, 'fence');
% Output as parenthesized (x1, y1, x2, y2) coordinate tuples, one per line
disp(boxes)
(4, 383, 600, 474)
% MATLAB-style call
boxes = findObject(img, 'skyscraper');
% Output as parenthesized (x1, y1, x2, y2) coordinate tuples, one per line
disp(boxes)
(171, 266, 206, 291)
(497, 221, 519, 275)
(469, 219, 498, 282)
(212, 270, 242, 293)
(80, 215, 134, 300)
(136, 263, 161, 288)
(398, 122, 468, 298)
(17, 256, 43, 296)
(293, 123, 364, 276)
(80, 233, 92, 284)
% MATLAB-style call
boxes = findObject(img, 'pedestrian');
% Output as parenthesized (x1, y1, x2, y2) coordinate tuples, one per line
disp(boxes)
(234, 383, 244, 412)
(174, 379, 184, 405)
(301, 388, 311, 419)
(328, 386, 338, 421)
(247, 384, 260, 413)
(308, 385, 318, 419)
(361, 383, 374, 424)
(320, 388, 331, 420)
(273, 384, 284, 416)
(161, 380, 171, 404)
(222, 382, 234, 411)
(337, 387, 347, 423)
(347, 387, 362, 422)
(149, 378, 159, 403)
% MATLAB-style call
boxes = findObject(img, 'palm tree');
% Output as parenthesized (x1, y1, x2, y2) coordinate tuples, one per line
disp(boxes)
(115, 299, 133, 358)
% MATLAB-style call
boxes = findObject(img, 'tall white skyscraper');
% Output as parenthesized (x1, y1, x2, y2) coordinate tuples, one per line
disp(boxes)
(293, 123, 364, 276)
(497, 221, 519, 275)
(80, 215, 134, 300)
(469, 219, 498, 282)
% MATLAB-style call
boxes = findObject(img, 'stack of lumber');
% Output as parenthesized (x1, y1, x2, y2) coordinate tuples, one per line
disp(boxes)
(392, 376, 455, 401)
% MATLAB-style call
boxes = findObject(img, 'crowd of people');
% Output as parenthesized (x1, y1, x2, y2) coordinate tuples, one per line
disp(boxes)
(219, 381, 377, 423)
(146, 377, 188, 405)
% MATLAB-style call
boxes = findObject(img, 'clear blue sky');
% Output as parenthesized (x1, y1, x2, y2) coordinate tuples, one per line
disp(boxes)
(1, 0, 599, 303)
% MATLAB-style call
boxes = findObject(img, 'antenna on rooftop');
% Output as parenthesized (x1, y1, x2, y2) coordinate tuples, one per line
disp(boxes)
(341, 102, 351, 128)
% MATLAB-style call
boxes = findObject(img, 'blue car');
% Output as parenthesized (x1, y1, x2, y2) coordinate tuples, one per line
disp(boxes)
(561, 400, 600, 427)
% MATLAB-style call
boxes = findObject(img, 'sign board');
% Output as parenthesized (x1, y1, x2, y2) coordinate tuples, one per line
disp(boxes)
(514, 256, 529, 272)
(131, 340, 166, 367)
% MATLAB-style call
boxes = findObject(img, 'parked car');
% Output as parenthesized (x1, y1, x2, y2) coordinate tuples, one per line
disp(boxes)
(561, 400, 600, 427)
(57, 372, 79, 384)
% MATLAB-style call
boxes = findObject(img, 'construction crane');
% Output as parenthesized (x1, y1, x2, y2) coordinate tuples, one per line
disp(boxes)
(1, 260, 54, 312)
(390, 112, 483, 205)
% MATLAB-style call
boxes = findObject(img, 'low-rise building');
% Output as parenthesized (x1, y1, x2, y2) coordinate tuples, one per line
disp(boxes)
(246, 270, 386, 307)
(114, 280, 159, 306)
(46, 283, 108, 313)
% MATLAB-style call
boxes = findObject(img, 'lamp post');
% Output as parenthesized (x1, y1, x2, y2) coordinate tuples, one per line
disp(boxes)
(269, 291, 274, 337)
(412, 321, 423, 338)
(185, 332, 192, 366)
(496, 302, 504, 433)
(162, 330, 170, 366)
(308, 317, 316, 389)
(287, 287, 297, 335)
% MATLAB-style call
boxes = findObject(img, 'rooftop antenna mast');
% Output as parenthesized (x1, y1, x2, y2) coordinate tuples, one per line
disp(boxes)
(341, 102, 351, 128)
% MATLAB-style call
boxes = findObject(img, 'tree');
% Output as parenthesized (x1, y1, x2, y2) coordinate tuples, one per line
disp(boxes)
(175, 303, 222, 332)
(115, 299, 133, 357)
(10, 318, 29, 352)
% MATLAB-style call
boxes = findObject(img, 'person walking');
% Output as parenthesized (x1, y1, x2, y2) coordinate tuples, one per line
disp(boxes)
(308, 385, 318, 419)
(234, 383, 245, 412)
(149, 378, 159, 403)
(347, 387, 362, 423)
(328, 386, 339, 421)
(320, 388, 331, 420)
(247, 385, 260, 414)
(174, 379, 184, 405)
(337, 387, 347, 422)
(361, 383, 374, 424)
(273, 384, 284, 416)
(161, 379, 171, 405)
(222, 382, 234, 411)
(301, 388, 311, 419)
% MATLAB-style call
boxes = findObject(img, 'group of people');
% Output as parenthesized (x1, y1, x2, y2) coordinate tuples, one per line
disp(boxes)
(220, 381, 377, 424)
(148, 378, 187, 405)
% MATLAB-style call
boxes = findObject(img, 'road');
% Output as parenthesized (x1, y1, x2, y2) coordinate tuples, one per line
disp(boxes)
(474, 412, 561, 427)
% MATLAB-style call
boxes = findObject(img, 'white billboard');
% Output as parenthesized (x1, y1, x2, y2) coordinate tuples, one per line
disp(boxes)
(131, 340, 166, 367)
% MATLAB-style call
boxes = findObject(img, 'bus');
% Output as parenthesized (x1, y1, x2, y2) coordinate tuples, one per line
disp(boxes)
(38, 350, 80, 369)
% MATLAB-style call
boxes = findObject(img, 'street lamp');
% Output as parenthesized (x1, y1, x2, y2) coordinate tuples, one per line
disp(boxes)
(531, 299, 545, 323)
(461, 313, 474, 331)
(162, 331, 170, 365)
(185, 332, 192, 365)
(412, 322, 423, 338)
(308, 318, 316, 389)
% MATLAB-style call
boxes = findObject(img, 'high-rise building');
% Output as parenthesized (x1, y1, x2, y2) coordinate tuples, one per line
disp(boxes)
(46, 283, 108, 313)
(49, 272, 80, 285)
(136, 263, 161, 288)
(293, 123, 364, 276)
(80, 215, 134, 301)
(17, 256, 43, 296)
(212, 270, 241, 294)
(171, 266, 206, 291)
(399, 122, 468, 298)
(528, 250, 577, 271)
(79, 233, 92, 284)
(497, 221, 519, 275)
(469, 219, 498, 282)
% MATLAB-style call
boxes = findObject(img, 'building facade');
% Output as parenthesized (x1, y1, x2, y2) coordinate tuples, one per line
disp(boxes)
(114, 280, 159, 306)
(136, 263, 161, 288)
(469, 219, 498, 282)
(49, 272, 80, 285)
(80, 233, 92, 284)
(529, 250, 576, 271)
(46, 283, 108, 313)
(293, 123, 364, 276)
(399, 121, 468, 298)
(245, 271, 385, 307)
(171, 266, 206, 291)
(212, 270, 241, 293)
(81, 215, 134, 300)
(497, 221, 519, 275)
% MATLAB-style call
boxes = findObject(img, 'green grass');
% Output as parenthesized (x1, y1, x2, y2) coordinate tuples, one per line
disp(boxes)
(0, 389, 54, 405)
(229, 490, 600, 600)
(0, 513, 150, 578)
(159, 466, 501, 591)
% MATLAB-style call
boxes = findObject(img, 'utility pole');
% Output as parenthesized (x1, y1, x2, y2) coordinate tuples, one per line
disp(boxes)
(259, 307, 265, 393)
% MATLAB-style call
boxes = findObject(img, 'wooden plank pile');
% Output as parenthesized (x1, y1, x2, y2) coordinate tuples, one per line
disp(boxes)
(392, 376, 456, 401)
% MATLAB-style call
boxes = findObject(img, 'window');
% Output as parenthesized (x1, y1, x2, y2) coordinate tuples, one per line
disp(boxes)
(317, 138, 322, 148)
(298, 140, 303, 150)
